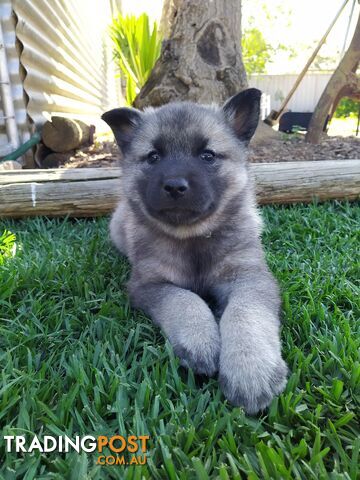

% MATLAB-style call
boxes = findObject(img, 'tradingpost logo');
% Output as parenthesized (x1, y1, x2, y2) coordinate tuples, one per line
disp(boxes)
(4, 434, 150, 466)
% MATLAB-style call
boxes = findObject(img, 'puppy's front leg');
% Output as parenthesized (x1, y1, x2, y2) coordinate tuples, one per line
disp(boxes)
(219, 269, 288, 414)
(129, 282, 220, 376)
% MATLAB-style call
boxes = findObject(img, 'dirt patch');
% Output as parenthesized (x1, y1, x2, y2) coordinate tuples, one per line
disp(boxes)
(61, 140, 121, 168)
(59, 133, 359, 169)
(249, 134, 360, 163)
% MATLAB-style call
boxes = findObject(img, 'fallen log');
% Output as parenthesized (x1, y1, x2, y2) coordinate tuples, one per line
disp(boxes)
(253, 159, 360, 204)
(42, 117, 93, 152)
(0, 160, 359, 218)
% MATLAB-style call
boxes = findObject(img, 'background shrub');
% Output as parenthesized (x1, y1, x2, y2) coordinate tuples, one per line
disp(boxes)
(110, 13, 162, 105)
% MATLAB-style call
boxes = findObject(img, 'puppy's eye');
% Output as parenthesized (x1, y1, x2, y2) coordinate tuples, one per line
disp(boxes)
(200, 149, 216, 162)
(147, 150, 160, 164)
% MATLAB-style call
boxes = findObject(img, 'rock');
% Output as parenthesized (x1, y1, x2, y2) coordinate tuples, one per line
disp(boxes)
(0, 160, 22, 170)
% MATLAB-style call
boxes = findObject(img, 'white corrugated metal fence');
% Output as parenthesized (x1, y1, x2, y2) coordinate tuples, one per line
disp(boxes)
(249, 73, 332, 113)
(0, 0, 28, 155)
(12, 0, 121, 128)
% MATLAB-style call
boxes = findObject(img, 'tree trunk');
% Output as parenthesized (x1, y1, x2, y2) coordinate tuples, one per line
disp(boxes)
(306, 13, 360, 144)
(133, 0, 248, 108)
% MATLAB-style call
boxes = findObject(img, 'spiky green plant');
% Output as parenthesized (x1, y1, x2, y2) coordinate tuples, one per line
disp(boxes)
(0, 229, 16, 265)
(110, 13, 162, 105)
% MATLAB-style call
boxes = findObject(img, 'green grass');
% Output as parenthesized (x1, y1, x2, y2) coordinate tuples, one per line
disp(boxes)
(0, 201, 359, 479)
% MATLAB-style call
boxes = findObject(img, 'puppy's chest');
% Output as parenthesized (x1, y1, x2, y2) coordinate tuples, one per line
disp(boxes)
(175, 239, 217, 294)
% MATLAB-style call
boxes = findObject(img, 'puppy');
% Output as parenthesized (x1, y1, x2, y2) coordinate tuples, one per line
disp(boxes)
(102, 88, 288, 414)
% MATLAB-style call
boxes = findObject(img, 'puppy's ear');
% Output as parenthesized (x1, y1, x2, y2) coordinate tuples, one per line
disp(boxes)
(222, 88, 261, 143)
(101, 107, 142, 152)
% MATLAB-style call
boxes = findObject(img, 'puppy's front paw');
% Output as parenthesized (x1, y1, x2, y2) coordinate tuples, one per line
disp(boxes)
(219, 350, 288, 414)
(172, 324, 220, 376)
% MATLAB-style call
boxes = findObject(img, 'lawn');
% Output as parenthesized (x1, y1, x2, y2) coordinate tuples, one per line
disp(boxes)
(0, 201, 359, 479)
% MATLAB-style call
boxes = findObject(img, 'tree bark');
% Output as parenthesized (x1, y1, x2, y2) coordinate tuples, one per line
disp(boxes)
(1, 161, 359, 218)
(306, 13, 360, 144)
(134, 0, 248, 108)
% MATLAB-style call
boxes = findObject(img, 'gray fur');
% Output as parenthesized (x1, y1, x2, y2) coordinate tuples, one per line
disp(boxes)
(103, 89, 288, 414)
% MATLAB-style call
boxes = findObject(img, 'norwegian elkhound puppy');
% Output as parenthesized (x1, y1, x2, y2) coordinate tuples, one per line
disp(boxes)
(102, 88, 288, 414)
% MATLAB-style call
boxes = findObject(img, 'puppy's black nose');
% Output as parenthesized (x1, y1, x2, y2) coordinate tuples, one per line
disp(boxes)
(163, 178, 189, 199)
